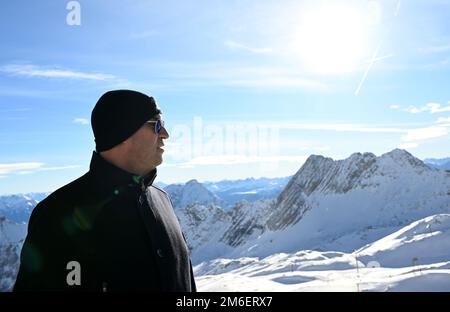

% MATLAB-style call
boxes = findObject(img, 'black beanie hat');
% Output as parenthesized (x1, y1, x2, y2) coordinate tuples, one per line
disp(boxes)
(91, 90, 161, 152)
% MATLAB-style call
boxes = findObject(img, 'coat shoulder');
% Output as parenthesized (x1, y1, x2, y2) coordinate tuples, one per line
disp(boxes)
(32, 173, 91, 218)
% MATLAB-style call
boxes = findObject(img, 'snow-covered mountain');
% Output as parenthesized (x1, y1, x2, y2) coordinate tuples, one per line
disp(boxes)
(0, 215, 27, 292)
(424, 157, 450, 170)
(178, 149, 450, 264)
(164, 179, 223, 209)
(195, 214, 450, 292)
(228, 149, 450, 258)
(0, 193, 48, 223)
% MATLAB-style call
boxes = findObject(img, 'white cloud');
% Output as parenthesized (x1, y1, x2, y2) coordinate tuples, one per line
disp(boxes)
(198, 64, 325, 90)
(38, 165, 81, 171)
(163, 155, 308, 168)
(390, 105, 400, 109)
(397, 142, 419, 149)
(0, 162, 44, 174)
(1, 64, 116, 81)
(278, 122, 448, 150)
(16, 171, 34, 175)
(73, 118, 89, 125)
(0, 162, 81, 176)
(405, 107, 423, 113)
(404, 102, 450, 114)
(225, 40, 273, 54)
(115, 61, 327, 91)
(312, 146, 331, 151)
(401, 126, 449, 142)
(280, 123, 409, 133)
(422, 57, 450, 70)
(436, 117, 450, 124)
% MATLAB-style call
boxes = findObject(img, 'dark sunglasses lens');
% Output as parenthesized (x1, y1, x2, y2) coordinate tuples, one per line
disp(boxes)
(155, 120, 162, 133)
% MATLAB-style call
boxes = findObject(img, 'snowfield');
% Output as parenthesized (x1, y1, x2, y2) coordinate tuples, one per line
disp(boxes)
(195, 214, 450, 292)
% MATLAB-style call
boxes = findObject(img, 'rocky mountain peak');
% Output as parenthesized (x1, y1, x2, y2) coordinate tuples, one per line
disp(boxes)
(266, 149, 440, 231)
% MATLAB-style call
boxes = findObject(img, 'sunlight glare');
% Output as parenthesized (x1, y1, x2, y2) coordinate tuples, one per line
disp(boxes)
(293, 3, 371, 74)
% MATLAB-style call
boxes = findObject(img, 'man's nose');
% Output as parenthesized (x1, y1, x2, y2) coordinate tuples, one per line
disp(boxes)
(159, 126, 169, 139)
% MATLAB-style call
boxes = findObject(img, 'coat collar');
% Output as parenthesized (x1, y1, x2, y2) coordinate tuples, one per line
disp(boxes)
(89, 151, 157, 197)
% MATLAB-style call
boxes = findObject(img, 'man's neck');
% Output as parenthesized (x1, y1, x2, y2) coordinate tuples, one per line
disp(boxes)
(99, 150, 139, 175)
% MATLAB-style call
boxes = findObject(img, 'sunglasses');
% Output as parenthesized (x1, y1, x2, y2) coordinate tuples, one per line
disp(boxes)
(145, 119, 165, 134)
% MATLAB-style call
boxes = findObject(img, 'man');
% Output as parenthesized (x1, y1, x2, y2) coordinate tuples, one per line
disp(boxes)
(14, 90, 196, 291)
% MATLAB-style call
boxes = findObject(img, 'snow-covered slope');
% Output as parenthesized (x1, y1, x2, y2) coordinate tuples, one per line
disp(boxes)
(164, 179, 223, 209)
(176, 199, 274, 263)
(195, 214, 450, 292)
(176, 203, 233, 262)
(355, 214, 450, 268)
(221, 200, 274, 247)
(0, 215, 27, 291)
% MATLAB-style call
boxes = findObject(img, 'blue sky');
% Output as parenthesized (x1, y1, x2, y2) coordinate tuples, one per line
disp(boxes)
(1, 0, 449, 194)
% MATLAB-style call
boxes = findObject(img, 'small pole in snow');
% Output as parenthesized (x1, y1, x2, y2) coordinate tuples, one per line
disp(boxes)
(412, 257, 421, 275)
(355, 254, 360, 292)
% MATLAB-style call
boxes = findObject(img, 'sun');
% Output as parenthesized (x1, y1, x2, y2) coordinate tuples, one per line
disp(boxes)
(291, 3, 371, 75)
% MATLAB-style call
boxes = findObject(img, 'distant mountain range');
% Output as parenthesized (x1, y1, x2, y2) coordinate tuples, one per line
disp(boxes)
(163, 176, 291, 210)
(424, 157, 450, 170)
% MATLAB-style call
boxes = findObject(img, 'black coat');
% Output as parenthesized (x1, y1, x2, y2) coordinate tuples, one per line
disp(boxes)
(13, 152, 196, 292)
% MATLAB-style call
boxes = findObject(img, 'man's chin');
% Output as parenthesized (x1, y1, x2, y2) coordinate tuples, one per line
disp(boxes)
(154, 156, 163, 167)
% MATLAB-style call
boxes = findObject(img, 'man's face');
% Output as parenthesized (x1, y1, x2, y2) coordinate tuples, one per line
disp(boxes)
(126, 114, 169, 175)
